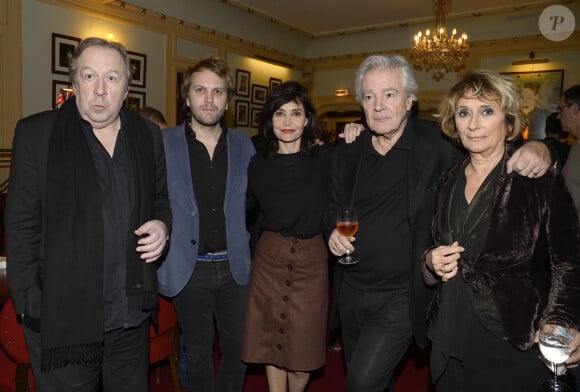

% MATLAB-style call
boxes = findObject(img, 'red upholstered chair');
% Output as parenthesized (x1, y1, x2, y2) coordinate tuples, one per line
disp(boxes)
(149, 295, 181, 392)
(0, 297, 35, 392)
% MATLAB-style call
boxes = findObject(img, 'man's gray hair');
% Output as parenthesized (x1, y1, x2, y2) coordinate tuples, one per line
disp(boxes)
(354, 54, 418, 103)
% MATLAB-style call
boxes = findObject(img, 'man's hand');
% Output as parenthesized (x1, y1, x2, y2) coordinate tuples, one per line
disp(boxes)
(507, 141, 551, 177)
(328, 229, 355, 257)
(338, 123, 365, 144)
(134, 219, 168, 263)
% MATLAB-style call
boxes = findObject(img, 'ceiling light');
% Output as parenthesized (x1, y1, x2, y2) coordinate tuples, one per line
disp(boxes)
(410, 0, 469, 81)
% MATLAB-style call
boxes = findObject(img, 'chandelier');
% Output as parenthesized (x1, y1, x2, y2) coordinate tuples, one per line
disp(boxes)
(410, 0, 469, 81)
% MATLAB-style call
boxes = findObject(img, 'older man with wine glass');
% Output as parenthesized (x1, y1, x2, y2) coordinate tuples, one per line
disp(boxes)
(324, 54, 556, 392)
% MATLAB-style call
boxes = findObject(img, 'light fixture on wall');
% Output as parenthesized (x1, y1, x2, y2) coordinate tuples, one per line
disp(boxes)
(512, 51, 550, 65)
(512, 58, 550, 65)
(334, 89, 349, 97)
(410, 0, 469, 81)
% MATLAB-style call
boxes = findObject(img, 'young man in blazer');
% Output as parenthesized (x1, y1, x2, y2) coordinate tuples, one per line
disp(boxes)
(157, 57, 255, 392)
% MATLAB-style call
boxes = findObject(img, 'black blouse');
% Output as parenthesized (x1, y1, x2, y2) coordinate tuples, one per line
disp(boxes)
(247, 145, 332, 239)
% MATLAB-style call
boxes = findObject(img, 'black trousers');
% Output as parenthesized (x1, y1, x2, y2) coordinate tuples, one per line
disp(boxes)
(435, 306, 550, 392)
(24, 320, 149, 392)
(173, 259, 247, 392)
(339, 282, 413, 392)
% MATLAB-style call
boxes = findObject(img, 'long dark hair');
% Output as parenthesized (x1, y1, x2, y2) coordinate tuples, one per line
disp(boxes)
(260, 81, 318, 157)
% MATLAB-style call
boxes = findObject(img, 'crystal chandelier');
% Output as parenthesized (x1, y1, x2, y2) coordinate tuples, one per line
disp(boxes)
(410, 0, 469, 81)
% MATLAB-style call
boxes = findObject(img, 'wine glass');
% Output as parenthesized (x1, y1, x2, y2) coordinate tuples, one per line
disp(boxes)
(336, 207, 359, 265)
(539, 329, 573, 392)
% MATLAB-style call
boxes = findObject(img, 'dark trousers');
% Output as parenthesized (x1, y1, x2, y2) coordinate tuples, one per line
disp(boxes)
(435, 306, 550, 391)
(174, 259, 247, 392)
(339, 282, 413, 392)
(24, 321, 149, 392)
(565, 366, 580, 391)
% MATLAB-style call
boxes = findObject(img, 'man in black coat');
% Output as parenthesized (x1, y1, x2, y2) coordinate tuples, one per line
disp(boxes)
(6, 37, 171, 391)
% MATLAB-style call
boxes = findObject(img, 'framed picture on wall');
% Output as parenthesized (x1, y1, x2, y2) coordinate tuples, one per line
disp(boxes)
(128, 51, 147, 88)
(500, 70, 564, 112)
(235, 100, 250, 127)
(52, 33, 81, 75)
(235, 69, 251, 97)
(269, 77, 281, 92)
(251, 107, 262, 128)
(52, 79, 74, 109)
(252, 84, 268, 105)
(125, 90, 146, 111)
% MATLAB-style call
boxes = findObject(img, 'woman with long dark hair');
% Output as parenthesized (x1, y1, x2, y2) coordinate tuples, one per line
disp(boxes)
(241, 81, 331, 392)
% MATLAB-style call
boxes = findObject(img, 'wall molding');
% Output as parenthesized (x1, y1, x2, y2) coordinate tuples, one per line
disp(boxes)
(38, 1, 580, 74)
(6, 0, 579, 153)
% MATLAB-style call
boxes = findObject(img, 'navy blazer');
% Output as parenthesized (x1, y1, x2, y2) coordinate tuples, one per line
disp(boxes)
(157, 123, 255, 297)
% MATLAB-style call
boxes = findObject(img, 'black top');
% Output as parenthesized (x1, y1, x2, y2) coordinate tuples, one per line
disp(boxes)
(429, 158, 503, 380)
(185, 121, 228, 254)
(81, 113, 148, 331)
(247, 145, 332, 239)
(343, 129, 412, 291)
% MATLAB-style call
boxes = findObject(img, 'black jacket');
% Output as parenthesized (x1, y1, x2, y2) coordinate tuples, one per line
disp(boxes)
(324, 117, 460, 348)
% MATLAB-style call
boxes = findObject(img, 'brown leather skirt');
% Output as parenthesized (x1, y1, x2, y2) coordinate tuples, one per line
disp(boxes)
(241, 231, 329, 371)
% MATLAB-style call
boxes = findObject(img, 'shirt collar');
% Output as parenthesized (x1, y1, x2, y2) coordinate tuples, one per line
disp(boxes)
(363, 114, 412, 155)
(185, 118, 229, 141)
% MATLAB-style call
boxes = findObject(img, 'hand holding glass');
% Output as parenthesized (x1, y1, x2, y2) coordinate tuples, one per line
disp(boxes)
(336, 208, 359, 265)
(539, 329, 573, 391)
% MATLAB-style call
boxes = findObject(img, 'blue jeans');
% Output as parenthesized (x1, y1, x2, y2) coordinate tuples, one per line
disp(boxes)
(339, 283, 413, 392)
(174, 260, 247, 392)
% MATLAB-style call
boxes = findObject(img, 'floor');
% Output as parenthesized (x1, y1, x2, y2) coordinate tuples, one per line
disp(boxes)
(149, 343, 433, 392)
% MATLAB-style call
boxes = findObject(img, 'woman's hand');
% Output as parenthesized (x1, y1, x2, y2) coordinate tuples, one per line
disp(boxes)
(567, 329, 580, 367)
(328, 228, 355, 257)
(425, 241, 464, 282)
(338, 123, 365, 144)
(535, 324, 580, 368)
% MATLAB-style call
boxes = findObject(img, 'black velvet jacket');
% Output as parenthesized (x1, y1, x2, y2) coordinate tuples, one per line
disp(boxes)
(427, 146, 580, 350)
